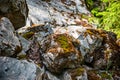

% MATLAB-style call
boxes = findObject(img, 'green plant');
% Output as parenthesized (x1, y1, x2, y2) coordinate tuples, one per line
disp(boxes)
(90, 0, 120, 38)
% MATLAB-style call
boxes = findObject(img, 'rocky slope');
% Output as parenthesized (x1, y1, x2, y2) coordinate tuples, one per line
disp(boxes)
(0, 0, 120, 80)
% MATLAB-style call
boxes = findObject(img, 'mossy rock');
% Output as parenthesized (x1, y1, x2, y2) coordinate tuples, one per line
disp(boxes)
(54, 34, 74, 53)
(99, 71, 113, 80)
(22, 31, 34, 39)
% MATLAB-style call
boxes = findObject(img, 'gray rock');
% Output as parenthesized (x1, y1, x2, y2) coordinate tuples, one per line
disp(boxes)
(0, 57, 40, 80)
(26, 0, 90, 26)
(0, 17, 21, 56)
(63, 67, 88, 80)
(17, 36, 31, 59)
(77, 29, 103, 57)
(0, 0, 28, 29)
(38, 33, 83, 74)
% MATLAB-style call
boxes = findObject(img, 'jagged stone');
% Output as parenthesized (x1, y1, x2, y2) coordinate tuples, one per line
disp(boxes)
(38, 33, 83, 74)
(63, 67, 88, 80)
(26, 0, 90, 26)
(0, 0, 28, 29)
(0, 57, 41, 80)
(0, 17, 21, 56)
(79, 29, 120, 69)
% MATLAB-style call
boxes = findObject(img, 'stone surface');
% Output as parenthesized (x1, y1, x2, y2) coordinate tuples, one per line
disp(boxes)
(26, 0, 90, 27)
(63, 67, 88, 80)
(0, 0, 28, 29)
(17, 36, 31, 59)
(0, 57, 40, 80)
(38, 33, 83, 74)
(0, 17, 21, 56)
(37, 70, 60, 80)
(53, 27, 120, 70)
(26, 39, 41, 65)
(91, 30, 120, 69)
(87, 70, 120, 80)
(77, 29, 103, 57)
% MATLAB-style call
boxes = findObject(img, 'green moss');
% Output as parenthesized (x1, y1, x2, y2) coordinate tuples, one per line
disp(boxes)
(99, 71, 112, 80)
(68, 68, 85, 79)
(55, 34, 73, 53)
(17, 54, 26, 60)
(22, 32, 34, 39)
(76, 68, 85, 75)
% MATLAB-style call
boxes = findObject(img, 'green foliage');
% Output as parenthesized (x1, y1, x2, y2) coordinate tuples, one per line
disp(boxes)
(85, 0, 94, 9)
(90, 0, 120, 38)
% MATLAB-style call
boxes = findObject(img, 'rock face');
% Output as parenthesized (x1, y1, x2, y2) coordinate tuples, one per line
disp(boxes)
(26, 0, 90, 27)
(0, 57, 40, 80)
(0, 0, 28, 29)
(39, 34, 83, 74)
(17, 24, 120, 79)
(63, 67, 88, 80)
(66, 28, 120, 69)
(0, 17, 21, 56)
(0, 0, 120, 80)
(81, 29, 120, 69)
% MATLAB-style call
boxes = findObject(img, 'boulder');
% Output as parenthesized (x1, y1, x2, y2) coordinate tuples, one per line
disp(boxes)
(52, 26, 120, 70)
(0, 0, 28, 29)
(0, 17, 21, 56)
(38, 33, 83, 74)
(92, 30, 120, 69)
(18, 24, 53, 65)
(0, 57, 40, 80)
(79, 29, 120, 69)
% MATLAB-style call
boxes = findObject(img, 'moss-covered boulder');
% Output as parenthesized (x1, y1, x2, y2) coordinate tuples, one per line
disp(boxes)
(39, 33, 83, 74)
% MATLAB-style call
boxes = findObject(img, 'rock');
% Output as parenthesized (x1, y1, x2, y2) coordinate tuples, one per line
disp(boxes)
(79, 29, 120, 69)
(37, 71, 60, 80)
(63, 67, 88, 80)
(17, 36, 31, 59)
(26, 39, 41, 65)
(92, 30, 120, 69)
(18, 24, 53, 40)
(0, 0, 28, 29)
(26, 0, 90, 27)
(87, 70, 101, 80)
(55, 27, 120, 70)
(77, 29, 103, 57)
(18, 24, 53, 64)
(0, 17, 21, 57)
(32, 24, 53, 52)
(0, 57, 40, 80)
(87, 70, 120, 80)
(39, 33, 83, 74)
